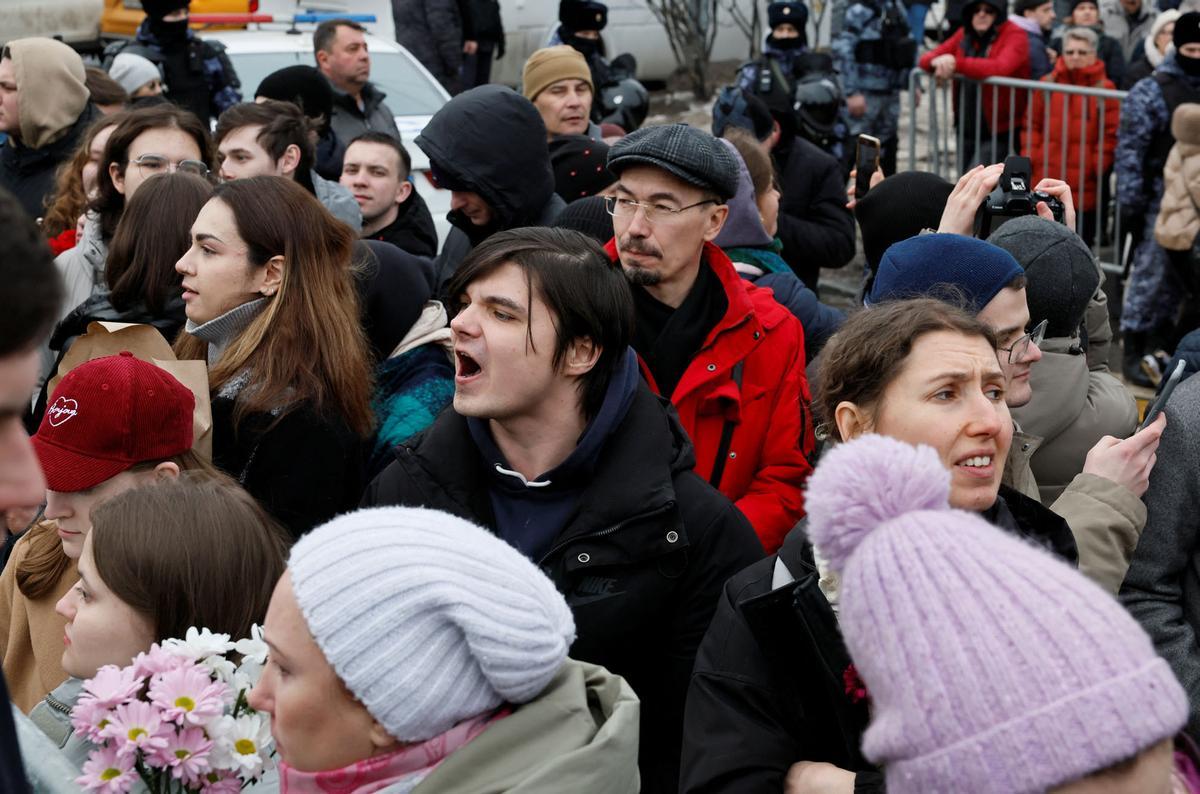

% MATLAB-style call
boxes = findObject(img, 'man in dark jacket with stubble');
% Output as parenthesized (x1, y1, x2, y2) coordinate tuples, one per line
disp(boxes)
(363, 227, 763, 794)
(415, 84, 565, 291)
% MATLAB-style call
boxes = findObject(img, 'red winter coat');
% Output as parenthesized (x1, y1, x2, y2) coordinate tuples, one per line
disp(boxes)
(920, 20, 1031, 135)
(605, 239, 815, 553)
(1027, 58, 1119, 212)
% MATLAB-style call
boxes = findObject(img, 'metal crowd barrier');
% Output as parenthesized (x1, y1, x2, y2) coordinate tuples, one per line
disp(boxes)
(906, 68, 1129, 274)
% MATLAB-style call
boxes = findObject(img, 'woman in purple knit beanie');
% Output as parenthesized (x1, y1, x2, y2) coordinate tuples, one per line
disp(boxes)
(806, 433, 1190, 794)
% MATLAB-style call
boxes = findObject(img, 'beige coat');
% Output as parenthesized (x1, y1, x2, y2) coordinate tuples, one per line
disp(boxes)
(413, 659, 641, 794)
(1006, 430, 1146, 595)
(1155, 103, 1200, 252)
(0, 528, 75, 713)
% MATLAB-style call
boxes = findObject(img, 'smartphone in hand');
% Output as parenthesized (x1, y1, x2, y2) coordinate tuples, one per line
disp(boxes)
(1140, 359, 1186, 431)
(855, 134, 881, 200)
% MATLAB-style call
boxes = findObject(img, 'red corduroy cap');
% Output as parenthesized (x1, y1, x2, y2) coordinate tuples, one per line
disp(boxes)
(33, 352, 195, 492)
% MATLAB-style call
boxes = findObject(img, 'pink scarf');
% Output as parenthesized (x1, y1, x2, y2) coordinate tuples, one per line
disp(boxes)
(279, 708, 509, 794)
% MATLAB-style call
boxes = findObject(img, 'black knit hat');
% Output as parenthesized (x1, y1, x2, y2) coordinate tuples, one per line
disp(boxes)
(256, 66, 334, 126)
(854, 171, 954, 269)
(555, 194, 613, 244)
(768, 1, 808, 30)
(549, 135, 616, 202)
(141, 0, 189, 21)
(987, 216, 1099, 339)
(1175, 12, 1200, 49)
(1070, 0, 1099, 14)
(1014, 0, 1049, 14)
(559, 0, 607, 32)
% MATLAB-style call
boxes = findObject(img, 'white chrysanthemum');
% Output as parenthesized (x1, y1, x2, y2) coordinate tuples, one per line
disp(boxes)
(233, 625, 268, 685)
(162, 627, 234, 661)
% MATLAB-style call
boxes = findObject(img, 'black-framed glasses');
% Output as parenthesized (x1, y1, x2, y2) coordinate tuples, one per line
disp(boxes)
(998, 319, 1048, 363)
(132, 154, 210, 179)
(604, 195, 718, 225)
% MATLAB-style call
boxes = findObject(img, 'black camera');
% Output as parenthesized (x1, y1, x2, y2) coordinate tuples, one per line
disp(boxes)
(975, 155, 1066, 238)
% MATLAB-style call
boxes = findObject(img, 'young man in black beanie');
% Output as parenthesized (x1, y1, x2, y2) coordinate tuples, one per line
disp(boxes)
(1011, 0, 1057, 78)
(103, 0, 241, 124)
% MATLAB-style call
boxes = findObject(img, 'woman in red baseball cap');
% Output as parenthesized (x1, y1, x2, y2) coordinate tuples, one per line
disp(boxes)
(0, 352, 220, 713)
(174, 176, 374, 540)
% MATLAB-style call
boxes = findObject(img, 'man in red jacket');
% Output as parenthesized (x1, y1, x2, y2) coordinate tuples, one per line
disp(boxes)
(920, 0, 1032, 167)
(603, 123, 815, 553)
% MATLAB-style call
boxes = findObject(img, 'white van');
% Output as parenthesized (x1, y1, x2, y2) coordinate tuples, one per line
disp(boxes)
(2, 0, 105, 47)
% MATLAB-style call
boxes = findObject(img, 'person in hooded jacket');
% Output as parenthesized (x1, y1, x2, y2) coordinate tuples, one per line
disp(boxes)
(362, 227, 764, 794)
(920, 0, 1031, 166)
(0, 39, 96, 220)
(102, 0, 241, 125)
(415, 84, 565, 292)
(716, 131, 844, 363)
(991, 216, 1138, 506)
(680, 298, 1077, 794)
(248, 505, 640, 794)
(1124, 9, 1179, 88)
(1116, 14, 1200, 384)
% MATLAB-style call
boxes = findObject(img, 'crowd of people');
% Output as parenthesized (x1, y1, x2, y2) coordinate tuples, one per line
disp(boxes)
(0, 0, 1199, 791)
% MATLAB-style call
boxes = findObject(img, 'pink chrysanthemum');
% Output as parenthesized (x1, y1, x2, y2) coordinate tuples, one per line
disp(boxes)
(132, 643, 188, 678)
(151, 726, 213, 784)
(199, 769, 243, 793)
(76, 744, 137, 793)
(80, 665, 144, 709)
(101, 700, 171, 760)
(148, 664, 230, 726)
(70, 697, 115, 744)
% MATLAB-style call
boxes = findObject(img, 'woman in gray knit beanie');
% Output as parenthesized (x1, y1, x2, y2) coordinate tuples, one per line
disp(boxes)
(247, 506, 641, 793)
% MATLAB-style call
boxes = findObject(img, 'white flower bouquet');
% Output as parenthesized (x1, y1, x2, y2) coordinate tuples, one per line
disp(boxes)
(70, 627, 273, 793)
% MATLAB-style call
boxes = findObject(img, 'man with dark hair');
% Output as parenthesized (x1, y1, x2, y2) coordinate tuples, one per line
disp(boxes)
(102, 0, 241, 124)
(0, 189, 53, 794)
(214, 100, 361, 228)
(256, 64, 343, 181)
(340, 131, 438, 257)
(84, 66, 130, 114)
(391, 0, 464, 95)
(364, 226, 762, 794)
(1012, 0, 1057, 78)
(605, 123, 815, 555)
(415, 84, 565, 289)
(313, 19, 402, 149)
(870, 231, 1164, 594)
(0, 39, 96, 218)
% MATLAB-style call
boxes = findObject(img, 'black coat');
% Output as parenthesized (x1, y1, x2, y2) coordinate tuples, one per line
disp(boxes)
(366, 188, 439, 259)
(212, 397, 365, 541)
(0, 106, 95, 219)
(681, 486, 1075, 793)
(362, 386, 765, 793)
(415, 85, 565, 293)
(774, 136, 857, 290)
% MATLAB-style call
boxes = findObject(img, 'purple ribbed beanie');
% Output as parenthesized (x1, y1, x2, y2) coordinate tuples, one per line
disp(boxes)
(805, 435, 1188, 794)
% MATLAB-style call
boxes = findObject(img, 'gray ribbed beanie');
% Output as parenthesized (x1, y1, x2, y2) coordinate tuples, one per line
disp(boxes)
(289, 506, 577, 742)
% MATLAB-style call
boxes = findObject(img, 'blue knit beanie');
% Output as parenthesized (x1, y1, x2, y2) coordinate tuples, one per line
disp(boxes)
(867, 233, 1024, 313)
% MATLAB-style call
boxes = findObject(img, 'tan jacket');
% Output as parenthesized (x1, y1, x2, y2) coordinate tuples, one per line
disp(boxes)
(1006, 431, 1145, 594)
(0, 528, 75, 713)
(413, 659, 641, 794)
(1012, 337, 1138, 503)
(1155, 103, 1200, 252)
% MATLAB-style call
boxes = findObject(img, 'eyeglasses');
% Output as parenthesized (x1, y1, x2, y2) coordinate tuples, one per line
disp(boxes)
(604, 195, 718, 225)
(998, 319, 1048, 363)
(132, 154, 210, 179)
(1062, 49, 1094, 56)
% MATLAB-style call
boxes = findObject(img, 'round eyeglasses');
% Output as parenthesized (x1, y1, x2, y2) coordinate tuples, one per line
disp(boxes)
(132, 153, 210, 180)
(998, 318, 1048, 363)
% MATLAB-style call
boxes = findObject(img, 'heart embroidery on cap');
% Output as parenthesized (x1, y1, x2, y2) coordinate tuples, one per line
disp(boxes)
(47, 397, 79, 427)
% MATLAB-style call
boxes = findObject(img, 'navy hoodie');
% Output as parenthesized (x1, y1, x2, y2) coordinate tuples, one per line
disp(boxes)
(466, 348, 640, 561)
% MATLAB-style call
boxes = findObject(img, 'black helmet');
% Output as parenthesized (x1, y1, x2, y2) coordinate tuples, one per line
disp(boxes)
(598, 78, 649, 131)
(792, 74, 841, 149)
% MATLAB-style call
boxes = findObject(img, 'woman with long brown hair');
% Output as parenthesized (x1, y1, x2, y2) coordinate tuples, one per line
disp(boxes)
(54, 104, 212, 322)
(175, 175, 374, 538)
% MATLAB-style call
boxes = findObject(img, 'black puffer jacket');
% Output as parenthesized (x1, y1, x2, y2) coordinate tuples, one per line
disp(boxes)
(774, 135, 856, 290)
(362, 386, 765, 793)
(681, 486, 1076, 793)
(415, 85, 565, 292)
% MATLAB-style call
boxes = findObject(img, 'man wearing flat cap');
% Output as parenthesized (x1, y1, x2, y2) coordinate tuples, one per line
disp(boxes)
(603, 123, 815, 555)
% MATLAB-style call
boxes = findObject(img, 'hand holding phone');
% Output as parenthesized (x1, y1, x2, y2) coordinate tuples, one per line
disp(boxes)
(1140, 359, 1186, 430)
(854, 134, 881, 200)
